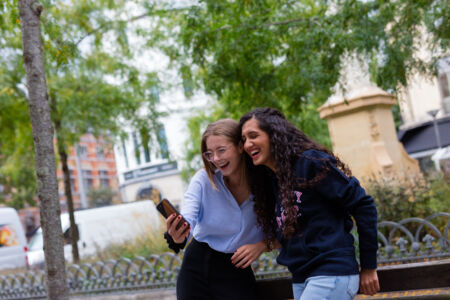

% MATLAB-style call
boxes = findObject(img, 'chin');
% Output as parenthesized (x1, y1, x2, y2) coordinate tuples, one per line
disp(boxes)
(252, 157, 263, 166)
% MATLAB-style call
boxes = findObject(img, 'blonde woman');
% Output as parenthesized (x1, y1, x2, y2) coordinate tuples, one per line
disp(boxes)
(165, 119, 270, 300)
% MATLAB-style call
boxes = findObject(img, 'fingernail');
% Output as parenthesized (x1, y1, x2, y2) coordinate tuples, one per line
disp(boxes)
(183, 223, 187, 227)
(177, 215, 181, 219)
(171, 213, 176, 217)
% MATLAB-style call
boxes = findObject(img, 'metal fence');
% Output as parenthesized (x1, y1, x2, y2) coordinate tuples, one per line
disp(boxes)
(1, 213, 448, 300)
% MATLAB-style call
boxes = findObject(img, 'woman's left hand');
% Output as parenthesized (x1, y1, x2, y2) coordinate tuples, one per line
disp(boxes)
(231, 241, 267, 269)
(359, 268, 380, 295)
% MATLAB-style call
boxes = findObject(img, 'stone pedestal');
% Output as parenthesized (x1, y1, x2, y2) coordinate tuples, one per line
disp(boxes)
(317, 87, 421, 184)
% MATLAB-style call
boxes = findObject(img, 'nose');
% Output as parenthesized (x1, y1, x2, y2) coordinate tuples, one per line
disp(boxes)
(211, 151, 223, 163)
(243, 139, 252, 153)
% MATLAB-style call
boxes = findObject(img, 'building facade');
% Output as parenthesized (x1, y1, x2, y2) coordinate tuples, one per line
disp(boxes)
(18, 134, 120, 239)
(397, 55, 450, 175)
(113, 126, 185, 208)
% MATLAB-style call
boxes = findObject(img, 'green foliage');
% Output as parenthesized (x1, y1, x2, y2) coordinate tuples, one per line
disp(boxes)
(180, 105, 227, 181)
(160, 0, 449, 180)
(367, 175, 450, 222)
(0, 70, 36, 208)
(87, 186, 115, 208)
(0, 0, 171, 206)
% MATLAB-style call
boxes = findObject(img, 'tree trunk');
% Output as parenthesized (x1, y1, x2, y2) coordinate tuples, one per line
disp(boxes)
(18, 1, 69, 299)
(53, 116, 80, 263)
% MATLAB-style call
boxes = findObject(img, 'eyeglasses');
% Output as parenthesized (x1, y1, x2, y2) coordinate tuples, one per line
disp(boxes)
(202, 145, 232, 162)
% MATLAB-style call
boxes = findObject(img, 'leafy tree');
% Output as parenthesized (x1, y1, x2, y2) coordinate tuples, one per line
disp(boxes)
(18, 0, 68, 298)
(1, 0, 175, 263)
(161, 0, 449, 177)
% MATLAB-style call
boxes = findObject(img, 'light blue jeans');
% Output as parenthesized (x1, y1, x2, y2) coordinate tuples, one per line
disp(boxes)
(292, 275, 359, 300)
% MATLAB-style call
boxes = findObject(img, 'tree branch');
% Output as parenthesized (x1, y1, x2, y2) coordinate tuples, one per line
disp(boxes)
(211, 15, 322, 34)
(75, 7, 188, 46)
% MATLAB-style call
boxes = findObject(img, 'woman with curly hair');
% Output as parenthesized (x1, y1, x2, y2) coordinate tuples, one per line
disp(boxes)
(240, 107, 380, 300)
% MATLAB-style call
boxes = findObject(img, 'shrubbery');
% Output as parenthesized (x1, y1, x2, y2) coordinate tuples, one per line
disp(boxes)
(86, 229, 171, 262)
(366, 175, 449, 222)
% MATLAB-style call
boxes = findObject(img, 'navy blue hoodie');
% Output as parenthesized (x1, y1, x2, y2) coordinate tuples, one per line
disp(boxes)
(274, 149, 378, 283)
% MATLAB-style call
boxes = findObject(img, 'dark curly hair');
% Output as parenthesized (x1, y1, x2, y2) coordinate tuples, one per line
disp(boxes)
(239, 107, 352, 239)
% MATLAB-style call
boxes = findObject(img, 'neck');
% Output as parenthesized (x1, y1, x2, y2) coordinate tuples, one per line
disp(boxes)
(224, 169, 250, 205)
(224, 171, 243, 187)
(267, 161, 277, 173)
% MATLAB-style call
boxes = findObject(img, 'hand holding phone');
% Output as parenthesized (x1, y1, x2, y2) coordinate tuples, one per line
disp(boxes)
(156, 199, 190, 243)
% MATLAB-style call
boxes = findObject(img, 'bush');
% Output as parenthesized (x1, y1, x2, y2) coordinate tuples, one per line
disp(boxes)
(87, 228, 171, 262)
(87, 187, 115, 208)
(366, 174, 450, 222)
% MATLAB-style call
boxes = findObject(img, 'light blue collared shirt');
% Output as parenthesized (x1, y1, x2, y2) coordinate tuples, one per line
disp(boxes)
(181, 169, 264, 253)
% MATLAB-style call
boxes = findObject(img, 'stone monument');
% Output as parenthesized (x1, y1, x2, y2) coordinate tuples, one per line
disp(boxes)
(317, 53, 421, 184)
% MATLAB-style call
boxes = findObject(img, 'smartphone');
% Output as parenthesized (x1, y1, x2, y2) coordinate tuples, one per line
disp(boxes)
(156, 198, 189, 229)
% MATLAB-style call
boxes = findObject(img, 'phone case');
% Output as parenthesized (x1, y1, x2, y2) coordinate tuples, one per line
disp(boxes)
(156, 198, 178, 218)
(156, 199, 189, 227)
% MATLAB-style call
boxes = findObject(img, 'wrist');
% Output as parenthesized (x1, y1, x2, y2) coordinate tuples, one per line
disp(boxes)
(265, 239, 275, 252)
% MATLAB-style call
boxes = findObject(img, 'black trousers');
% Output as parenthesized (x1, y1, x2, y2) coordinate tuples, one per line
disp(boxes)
(176, 239, 257, 300)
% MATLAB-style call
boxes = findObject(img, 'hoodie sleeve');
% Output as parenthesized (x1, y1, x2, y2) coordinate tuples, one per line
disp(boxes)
(296, 150, 378, 269)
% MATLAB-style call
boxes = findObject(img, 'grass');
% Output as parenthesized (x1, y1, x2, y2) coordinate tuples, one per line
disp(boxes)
(83, 227, 171, 262)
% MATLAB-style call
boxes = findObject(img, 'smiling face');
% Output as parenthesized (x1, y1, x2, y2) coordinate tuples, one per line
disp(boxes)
(205, 135, 243, 178)
(241, 118, 276, 171)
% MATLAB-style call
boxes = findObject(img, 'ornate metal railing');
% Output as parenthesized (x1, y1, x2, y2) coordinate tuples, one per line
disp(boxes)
(1, 213, 448, 300)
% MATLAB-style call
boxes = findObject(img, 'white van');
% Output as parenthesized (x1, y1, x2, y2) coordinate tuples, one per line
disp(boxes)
(27, 200, 160, 267)
(0, 207, 28, 270)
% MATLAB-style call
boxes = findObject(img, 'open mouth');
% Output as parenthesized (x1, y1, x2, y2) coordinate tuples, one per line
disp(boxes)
(249, 149, 260, 160)
(218, 162, 230, 169)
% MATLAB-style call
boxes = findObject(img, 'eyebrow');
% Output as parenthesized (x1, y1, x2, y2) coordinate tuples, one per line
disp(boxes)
(206, 145, 229, 151)
(243, 130, 258, 135)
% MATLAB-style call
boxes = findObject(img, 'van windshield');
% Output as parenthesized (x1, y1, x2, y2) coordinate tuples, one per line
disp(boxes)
(0, 224, 20, 247)
(28, 230, 43, 251)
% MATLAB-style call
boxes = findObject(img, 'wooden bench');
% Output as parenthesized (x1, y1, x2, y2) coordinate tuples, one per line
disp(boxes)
(255, 259, 450, 300)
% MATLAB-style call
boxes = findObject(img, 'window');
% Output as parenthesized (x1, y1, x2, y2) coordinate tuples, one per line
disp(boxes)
(150, 85, 160, 102)
(132, 132, 141, 165)
(69, 169, 76, 193)
(99, 170, 109, 187)
(158, 127, 169, 159)
(0, 224, 20, 247)
(97, 146, 105, 159)
(82, 170, 93, 190)
(77, 145, 88, 159)
(121, 138, 129, 169)
(438, 72, 449, 98)
(70, 179, 77, 194)
(144, 147, 151, 163)
(437, 56, 450, 114)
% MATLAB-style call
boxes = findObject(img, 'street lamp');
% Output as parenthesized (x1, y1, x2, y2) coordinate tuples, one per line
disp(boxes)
(427, 109, 442, 149)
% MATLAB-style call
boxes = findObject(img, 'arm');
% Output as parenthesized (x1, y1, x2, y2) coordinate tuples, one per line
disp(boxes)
(165, 171, 205, 252)
(320, 170, 379, 294)
(299, 151, 379, 294)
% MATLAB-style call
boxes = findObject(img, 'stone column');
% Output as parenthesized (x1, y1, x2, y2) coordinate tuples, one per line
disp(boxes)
(318, 87, 421, 184)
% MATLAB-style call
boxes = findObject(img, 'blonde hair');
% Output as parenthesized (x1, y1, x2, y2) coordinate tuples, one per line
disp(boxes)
(201, 119, 247, 189)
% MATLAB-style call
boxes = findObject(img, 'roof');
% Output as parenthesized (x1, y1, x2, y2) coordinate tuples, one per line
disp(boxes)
(398, 115, 450, 154)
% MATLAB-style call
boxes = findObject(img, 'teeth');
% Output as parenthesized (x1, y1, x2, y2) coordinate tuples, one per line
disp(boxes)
(251, 150, 259, 156)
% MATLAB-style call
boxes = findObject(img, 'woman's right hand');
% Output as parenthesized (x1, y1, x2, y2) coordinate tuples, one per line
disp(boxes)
(166, 213, 190, 244)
